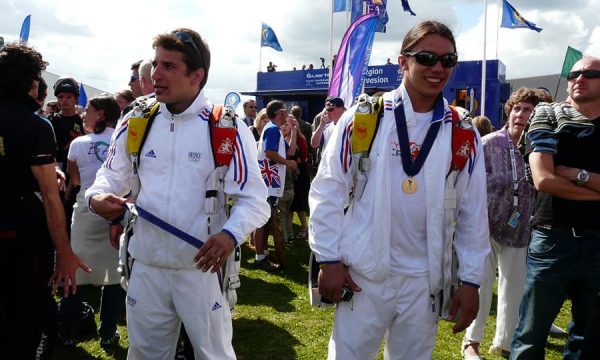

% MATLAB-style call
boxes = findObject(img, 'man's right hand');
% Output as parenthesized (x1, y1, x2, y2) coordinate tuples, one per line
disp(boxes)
(90, 193, 127, 221)
(318, 262, 361, 303)
(286, 159, 298, 170)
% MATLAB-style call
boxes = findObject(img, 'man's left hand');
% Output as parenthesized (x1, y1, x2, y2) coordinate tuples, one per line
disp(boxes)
(449, 284, 479, 333)
(194, 232, 235, 273)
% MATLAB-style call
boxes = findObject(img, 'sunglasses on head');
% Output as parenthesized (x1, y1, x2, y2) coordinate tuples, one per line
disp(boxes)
(172, 31, 201, 57)
(567, 69, 600, 80)
(402, 51, 458, 68)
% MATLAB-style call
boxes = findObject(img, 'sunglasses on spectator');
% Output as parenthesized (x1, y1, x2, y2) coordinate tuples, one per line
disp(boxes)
(247, 106, 257, 109)
(326, 108, 334, 112)
(129, 75, 139, 83)
(402, 51, 458, 68)
(566, 70, 600, 80)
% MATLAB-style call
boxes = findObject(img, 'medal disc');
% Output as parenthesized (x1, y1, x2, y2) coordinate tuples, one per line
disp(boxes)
(402, 178, 418, 194)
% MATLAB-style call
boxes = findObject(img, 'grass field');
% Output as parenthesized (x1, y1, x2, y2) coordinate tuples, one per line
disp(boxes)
(53, 225, 572, 360)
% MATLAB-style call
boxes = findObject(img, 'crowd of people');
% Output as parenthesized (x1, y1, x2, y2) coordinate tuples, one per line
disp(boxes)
(1, 18, 600, 360)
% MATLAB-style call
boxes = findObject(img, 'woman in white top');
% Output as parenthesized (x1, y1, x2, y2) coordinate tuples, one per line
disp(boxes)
(58, 95, 123, 346)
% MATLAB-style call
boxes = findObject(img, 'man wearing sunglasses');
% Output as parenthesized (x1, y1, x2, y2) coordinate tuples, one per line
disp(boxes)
(511, 56, 600, 359)
(241, 99, 257, 127)
(310, 96, 345, 149)
(86, 28, 269, 359)
(309, 20, 489, 359)
(128, 60, 143, 98)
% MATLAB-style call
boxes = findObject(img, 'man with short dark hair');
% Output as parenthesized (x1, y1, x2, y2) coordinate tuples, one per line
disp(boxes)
(86, 28, 269, 359)
(311, 96, 345, 149)
(0, 42, 89, 359)
(129, 60, 143, 98)
(511, 56, 600, 359)
(254, 100, 297, 271)
(240, 99, 257, 127)
(49, 77, 84, 174)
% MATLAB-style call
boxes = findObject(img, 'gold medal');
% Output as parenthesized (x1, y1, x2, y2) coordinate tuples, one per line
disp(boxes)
(402, 177, 418, 194)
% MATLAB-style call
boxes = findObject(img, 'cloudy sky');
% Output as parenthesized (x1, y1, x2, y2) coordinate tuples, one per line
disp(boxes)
(2, 0, 599, 103)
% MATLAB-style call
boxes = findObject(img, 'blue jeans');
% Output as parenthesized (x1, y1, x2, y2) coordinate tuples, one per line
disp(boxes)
(510, 227, 600, 359)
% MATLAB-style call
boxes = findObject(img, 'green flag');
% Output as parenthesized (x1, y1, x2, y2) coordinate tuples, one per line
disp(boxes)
(560, 46, 583, 77)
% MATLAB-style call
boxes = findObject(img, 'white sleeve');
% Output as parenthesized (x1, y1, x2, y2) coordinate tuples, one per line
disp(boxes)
(67, 137, 84, 163)
(84, 123, 133, 209)
(308, 109, 355, 263)
(454, 132, 491, 286)
(222, 121, 270, 246)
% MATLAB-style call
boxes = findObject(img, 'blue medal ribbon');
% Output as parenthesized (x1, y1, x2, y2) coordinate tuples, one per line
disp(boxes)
(394, 95, 445, 177)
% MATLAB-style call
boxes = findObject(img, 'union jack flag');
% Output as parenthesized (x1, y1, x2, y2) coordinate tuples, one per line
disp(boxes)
(259, 159, 281, 188)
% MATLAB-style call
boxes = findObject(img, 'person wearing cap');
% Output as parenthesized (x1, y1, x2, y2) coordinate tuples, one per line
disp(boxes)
(85, 28, 269, 359)
(309, 20, 489, 359)
(0, 42, 90, 359)
(128, 60, 143, 98)
(49, 77, 84, 174)
(310, 96, 345, 149)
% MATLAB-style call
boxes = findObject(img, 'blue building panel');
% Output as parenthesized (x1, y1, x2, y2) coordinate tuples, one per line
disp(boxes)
(244, 60, 509, 128)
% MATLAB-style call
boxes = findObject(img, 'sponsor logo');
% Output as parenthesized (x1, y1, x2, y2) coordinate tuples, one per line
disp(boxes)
(145, 149, 157, 158)
(126, 295, 137, 308)
(188, 151, 202, 162)
(455, 141, 471, 158)
(211, 302, 222, 311)
(217, 138, 234, 155)
(354, 123, 368, 140)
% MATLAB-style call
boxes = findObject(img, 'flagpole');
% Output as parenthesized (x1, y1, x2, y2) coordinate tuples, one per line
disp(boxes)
(259, 23, 263, 73)
(495, 0, 501, 60)
(329, 0, 335, 80)
(481, 0, 488, 118)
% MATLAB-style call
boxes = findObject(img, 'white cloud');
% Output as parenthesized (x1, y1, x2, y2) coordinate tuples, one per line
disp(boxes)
(1, 0, 599, 102)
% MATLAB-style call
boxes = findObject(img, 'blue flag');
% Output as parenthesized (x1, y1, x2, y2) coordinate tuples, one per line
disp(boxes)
(401, 0, 416, 16)
(500, 0, 542, 32)
(367, 0, 388, 33)
(261, 23, 283, 52)
(78, 83, 88, 108)
(19, 15, 31, 44)
(333, 0, 347, 12)
(329, 13, 379, 107)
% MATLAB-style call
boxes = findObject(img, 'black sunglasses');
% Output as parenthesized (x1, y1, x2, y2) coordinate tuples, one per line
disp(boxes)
(402, 51, 458, 68)
(129, 75, 139, 83)
(566, 69, 600, 81)
(172, 31, 201, 57)
(326, 108, 334, 112)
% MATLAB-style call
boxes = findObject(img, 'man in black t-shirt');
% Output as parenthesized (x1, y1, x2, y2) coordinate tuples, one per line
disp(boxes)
(49, 77, 84, 173)
(511, 56, 600, 359)
(0, 42, 90, 359)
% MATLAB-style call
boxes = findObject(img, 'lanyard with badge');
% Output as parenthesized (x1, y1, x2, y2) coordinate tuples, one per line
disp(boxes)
(394, 95, 444, 194)
(507, 135, 522, 229)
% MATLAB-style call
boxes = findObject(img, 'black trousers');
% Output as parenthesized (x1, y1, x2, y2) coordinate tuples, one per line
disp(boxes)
(0, 248, 57, 360)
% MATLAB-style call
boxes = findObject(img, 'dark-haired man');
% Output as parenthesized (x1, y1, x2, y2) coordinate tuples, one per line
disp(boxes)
(511, 56, 600, 359)
(311, 96, 345, 149)
(49, 77, 84, 174)
(309, 20, 489, 359)
(241, 99, 257, 127)
(86, 28, 269, 359)
(0, 42, 89, 359)
(129, 60, 143, 98)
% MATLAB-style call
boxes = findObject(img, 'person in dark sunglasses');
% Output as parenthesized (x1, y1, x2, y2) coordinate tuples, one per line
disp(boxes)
(310, 96, 345, 149)
(511, 56, 600, 359)
(309, 20, 489, 360)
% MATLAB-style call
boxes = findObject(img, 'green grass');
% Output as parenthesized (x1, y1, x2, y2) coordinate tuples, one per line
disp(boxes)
(53, 221, 571, 359)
